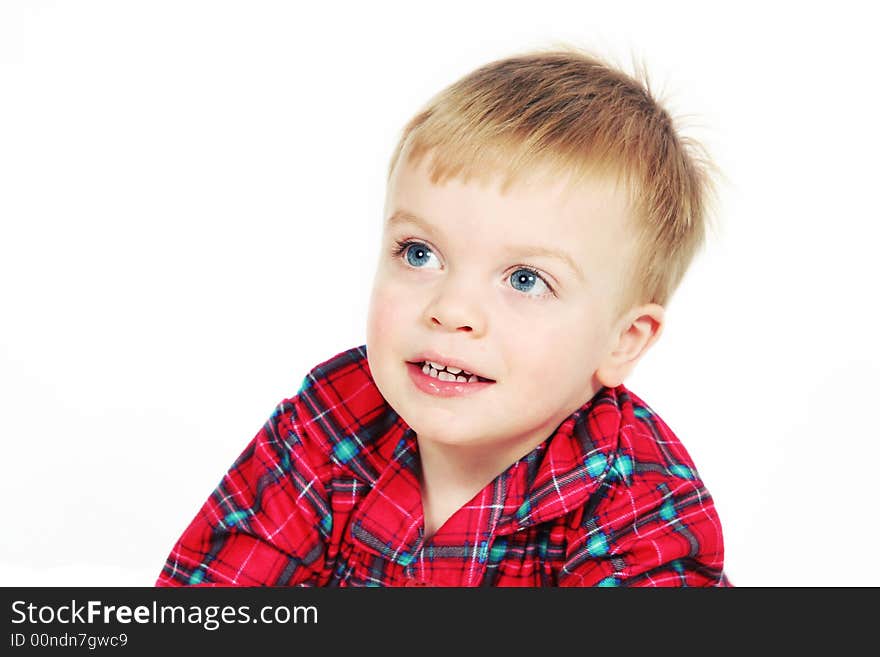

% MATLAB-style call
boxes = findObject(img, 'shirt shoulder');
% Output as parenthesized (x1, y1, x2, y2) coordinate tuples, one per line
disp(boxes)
(288, 345, 405, 482)
(557, 386, 728, 585)
(612, 385, 704, 485)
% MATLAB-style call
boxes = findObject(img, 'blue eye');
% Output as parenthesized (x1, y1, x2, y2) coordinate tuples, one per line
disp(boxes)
(395, 240, 440, 269)
(509, 268, 551, 296)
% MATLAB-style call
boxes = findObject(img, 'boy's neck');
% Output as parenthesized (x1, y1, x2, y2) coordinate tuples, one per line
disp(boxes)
(416, 433, 545, 540)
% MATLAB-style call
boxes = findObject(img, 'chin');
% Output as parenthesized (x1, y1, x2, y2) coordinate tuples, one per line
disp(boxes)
(403, 413, 477, 443)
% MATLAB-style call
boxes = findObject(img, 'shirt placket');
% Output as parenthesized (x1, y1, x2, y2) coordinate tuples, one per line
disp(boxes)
(401, 527, 431, 586)
(401, 472, 511, 587)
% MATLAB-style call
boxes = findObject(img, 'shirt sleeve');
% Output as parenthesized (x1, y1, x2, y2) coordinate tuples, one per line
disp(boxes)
(558, 474, 730, 587)
(155, 397, 332, 586)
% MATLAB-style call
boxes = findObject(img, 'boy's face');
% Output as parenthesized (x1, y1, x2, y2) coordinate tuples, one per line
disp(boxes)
(366, 155, 649, 455)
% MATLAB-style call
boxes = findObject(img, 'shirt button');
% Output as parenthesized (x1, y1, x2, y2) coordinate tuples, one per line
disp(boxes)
(404, 578, 431, 587)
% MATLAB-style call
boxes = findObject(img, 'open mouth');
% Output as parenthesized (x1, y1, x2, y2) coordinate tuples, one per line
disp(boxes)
(408, 360, 495, 383)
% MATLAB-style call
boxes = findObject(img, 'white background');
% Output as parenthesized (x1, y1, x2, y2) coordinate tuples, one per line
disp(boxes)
(2, 0, 877, 587)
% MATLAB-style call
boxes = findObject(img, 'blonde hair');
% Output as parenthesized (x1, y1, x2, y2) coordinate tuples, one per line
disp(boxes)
(386, 45, 719, 321)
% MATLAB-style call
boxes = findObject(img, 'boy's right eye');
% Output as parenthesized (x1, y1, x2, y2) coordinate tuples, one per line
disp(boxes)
(393, 240, 441, 269)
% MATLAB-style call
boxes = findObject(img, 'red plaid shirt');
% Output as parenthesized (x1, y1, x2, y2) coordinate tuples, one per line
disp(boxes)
(157, 346, 729, 587)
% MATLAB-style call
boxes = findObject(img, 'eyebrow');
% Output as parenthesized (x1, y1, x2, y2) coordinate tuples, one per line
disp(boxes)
(387, 209, 586, 282)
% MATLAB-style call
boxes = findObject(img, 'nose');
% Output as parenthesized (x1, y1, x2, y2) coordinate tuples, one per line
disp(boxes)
(423, 275, 487, 336)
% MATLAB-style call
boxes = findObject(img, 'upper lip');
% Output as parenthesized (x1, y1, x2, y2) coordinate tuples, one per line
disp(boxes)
(408, 351, 495, 381)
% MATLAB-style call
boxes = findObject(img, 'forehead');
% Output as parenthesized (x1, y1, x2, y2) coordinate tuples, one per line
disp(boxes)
(385, 155, 636, 276)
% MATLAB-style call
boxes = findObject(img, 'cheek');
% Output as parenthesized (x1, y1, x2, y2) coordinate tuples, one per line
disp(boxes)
(366, 279, 408, 350)
(498, 310, 599, 384)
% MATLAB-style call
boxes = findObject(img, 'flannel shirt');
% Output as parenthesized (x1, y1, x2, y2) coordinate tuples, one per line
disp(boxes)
(157, 345, 730, 587)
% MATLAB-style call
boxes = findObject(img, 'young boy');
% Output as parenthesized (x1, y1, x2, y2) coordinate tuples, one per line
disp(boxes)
(156, 47, 730, 587)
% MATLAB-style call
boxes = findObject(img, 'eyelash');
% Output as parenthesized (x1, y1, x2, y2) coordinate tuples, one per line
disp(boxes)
(391, 238, 556, 297)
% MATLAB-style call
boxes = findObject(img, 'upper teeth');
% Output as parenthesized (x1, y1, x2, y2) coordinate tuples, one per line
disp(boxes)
(422, 361, 479, 383)
(428, 360, 468, 375)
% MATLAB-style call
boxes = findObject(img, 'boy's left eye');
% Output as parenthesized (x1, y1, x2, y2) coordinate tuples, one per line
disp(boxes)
(393, 239, 554, 297)
(509, 268, 552, 297)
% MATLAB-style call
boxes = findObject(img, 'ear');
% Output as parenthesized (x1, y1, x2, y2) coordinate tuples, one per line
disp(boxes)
(596, 303, 665, 388)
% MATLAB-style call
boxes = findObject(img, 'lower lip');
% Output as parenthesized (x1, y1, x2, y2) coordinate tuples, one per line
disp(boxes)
(406, 362, 495, 398)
